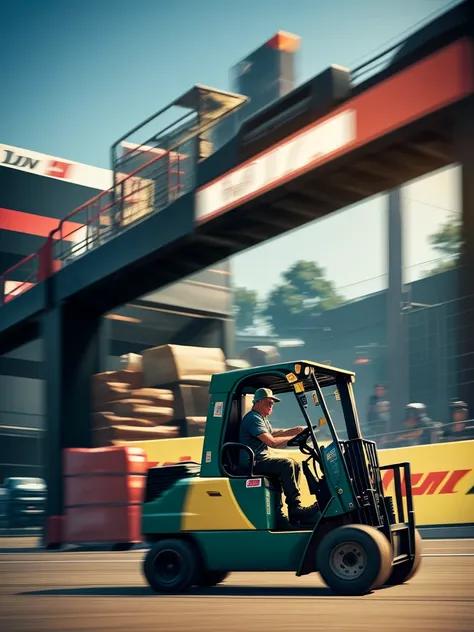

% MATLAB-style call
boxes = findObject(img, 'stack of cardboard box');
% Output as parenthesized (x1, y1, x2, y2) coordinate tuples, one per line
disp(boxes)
(91, 360, 178, 447)
(91, 345, 244, 447)
(141, 344, 226, 439)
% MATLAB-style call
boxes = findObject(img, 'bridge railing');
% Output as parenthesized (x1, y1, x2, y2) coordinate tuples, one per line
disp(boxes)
(0, 86, 246, 305)
(0, 253, 40, 305)
(0, 145, 186, 302)
(49, 142, 190, 266)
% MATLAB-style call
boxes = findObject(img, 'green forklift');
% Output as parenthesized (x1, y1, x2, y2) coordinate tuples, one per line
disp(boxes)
(141, 361, 422, 595)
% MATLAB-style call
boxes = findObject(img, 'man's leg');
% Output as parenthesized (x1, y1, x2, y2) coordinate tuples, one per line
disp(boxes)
(254, 456, 316, 520)
(267, 462, 303, 527)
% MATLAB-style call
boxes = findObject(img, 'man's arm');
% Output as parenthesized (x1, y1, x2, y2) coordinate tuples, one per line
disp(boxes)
(257, 426, 305, 448)
(246, 414, 303, 449)
(273, 426, 305, 438)
(256, 432, 293, 449)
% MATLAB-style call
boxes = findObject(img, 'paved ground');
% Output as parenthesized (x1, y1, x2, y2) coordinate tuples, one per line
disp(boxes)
(0, 538, 473, 632)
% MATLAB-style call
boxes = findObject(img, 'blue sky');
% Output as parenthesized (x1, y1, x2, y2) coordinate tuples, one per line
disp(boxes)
(0, 0, 462, 301)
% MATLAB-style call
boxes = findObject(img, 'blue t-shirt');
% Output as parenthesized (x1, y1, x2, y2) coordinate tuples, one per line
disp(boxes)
(239, 410, 273, 463)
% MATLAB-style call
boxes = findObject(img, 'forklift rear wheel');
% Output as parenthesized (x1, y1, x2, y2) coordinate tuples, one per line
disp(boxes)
(316, 524, 392, 596)
(385, 529, 422, 585)
(143, 539, 198, 594)
(195, 571, 229, 587)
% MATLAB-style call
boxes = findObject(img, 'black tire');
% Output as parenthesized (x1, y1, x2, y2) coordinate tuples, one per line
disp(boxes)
(385, 528, 422, 586)
(316, 524, 393, 595)
(143, 539, 198, 594)
(195, 571, 229, 587)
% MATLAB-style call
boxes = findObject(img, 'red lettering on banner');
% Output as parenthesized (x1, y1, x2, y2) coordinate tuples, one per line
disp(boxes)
(412, 471, 449, 496)
(382, 470, 394, 490)
(439, 469, 471, 494)
(382, 469, 471, 496)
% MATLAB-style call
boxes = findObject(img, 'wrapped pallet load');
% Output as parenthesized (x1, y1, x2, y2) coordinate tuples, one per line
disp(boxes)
(92, 380, 130, 412)
(91, 366, 177, 446)
(141, 344, 225, 387)
(120, 353, 143, 373)
(226, 358, 251, 371)
(92, 344, 226, 446)
(141, 344, 226, 437)
(92, 415, 180, 447)
(240, 345, 280, 367)
(92, 368, 142, 390)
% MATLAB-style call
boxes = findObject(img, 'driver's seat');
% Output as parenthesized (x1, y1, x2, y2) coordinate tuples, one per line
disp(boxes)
(221, 397, 253, 477)
(221, 442, 255, 478)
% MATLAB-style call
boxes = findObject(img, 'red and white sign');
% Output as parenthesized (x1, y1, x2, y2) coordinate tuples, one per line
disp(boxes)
(246, 478, 262, 488)
(0, 143, 112, 190)
(196, 109, 356, 223)
(46, 160, 73, 179)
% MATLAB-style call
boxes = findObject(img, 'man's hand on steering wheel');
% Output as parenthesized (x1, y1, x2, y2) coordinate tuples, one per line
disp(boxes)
(287, 423, 320, 447)
(286, 424, 323, 466)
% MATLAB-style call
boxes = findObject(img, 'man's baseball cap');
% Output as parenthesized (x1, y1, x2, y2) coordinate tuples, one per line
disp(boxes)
(253, 387, 281, 404)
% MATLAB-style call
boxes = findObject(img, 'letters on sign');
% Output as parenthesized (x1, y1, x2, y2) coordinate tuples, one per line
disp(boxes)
(382, 469, 471, 496)
(196, 109, 356, 222)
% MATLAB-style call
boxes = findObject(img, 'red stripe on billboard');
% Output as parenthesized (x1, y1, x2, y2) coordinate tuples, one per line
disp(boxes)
(0, 208, 82, 241)
(354, 37, 472, 145)
(196, 38, 473, 223)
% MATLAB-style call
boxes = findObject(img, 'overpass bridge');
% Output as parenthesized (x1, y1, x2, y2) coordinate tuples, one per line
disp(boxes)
(0, 1, 472, 541)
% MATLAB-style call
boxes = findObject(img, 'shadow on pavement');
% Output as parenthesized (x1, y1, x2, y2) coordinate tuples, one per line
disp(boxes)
(21, 585, 335, 598)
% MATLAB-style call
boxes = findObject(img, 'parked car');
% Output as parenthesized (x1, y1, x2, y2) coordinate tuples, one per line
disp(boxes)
(0, 477, 46, 529)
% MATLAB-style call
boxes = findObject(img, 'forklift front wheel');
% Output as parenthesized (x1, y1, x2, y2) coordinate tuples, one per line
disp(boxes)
(143, 539, 198, 594)
(316, 524, 392, 596)
(385, 528, 423, 586)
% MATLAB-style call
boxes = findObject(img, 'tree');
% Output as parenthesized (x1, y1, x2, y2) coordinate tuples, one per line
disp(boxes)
(262, 260, 343, 336)
(232, 286, 259, 331)
(426, 218, 462, 275)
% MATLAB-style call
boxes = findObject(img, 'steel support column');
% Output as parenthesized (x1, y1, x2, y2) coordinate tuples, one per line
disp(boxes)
(456, 94, 474, 410)
(387, 188, 409, 432)
(42, 304, 107, 548)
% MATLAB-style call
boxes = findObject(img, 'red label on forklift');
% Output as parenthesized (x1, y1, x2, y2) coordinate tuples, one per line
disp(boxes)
(246, 479, 262, 488)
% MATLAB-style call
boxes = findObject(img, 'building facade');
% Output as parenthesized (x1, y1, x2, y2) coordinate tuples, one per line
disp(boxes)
(0, 143, 232, 481)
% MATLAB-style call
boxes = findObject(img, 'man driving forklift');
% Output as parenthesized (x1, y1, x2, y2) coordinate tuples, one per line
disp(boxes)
(239, 387, 319, 527)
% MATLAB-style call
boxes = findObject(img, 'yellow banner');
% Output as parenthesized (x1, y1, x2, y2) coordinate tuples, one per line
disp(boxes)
(123, 436, 204, 468)
(378, 440, 474, 526)
(123, 437, 474, 527)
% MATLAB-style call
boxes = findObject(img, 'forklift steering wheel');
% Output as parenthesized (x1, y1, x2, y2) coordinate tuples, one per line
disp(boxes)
(287, 425, 318, 448)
